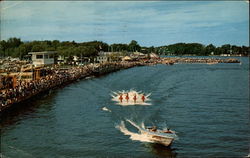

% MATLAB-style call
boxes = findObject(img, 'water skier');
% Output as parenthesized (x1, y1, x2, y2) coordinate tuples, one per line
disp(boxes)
(133, 94, 137, 103)
(119, 94, 123, 103)
(125, 93, 129, 102)
(141, 94, 145, 102)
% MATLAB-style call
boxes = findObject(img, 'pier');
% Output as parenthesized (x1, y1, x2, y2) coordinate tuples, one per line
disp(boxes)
(161, 57, 240, 64)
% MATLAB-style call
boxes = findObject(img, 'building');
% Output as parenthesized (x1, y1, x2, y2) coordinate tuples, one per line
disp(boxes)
(122, 56, 132, 62)
(57, 55, 67, 64)
(95, 51, 119, 63)
(98, 51, 114, 56)
(149, 53, 160, 59)
(130, 51, 147, 60)
(28, 51, 56, 66)
(95, 56, 110, 63)
(220, 54, 231, 57)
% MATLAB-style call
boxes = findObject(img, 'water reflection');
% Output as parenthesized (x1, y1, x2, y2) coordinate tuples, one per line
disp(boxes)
(1, 90, 57, 129)
(145, 143, 177, 158)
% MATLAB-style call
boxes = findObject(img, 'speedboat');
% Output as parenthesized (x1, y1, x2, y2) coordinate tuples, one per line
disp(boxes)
(141, 127, 178, 147)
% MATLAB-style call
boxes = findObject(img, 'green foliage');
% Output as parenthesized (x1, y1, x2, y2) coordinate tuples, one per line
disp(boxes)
(205, 44, 216, 55)
(110, 43, 129, 52)
(0, 37, 249, 58)
(162, 43, 206, 56)
(128, 40, 141, 52)
(157, 43, 249, 56)
(0, 38, 22, 57)
(7, 37, 22, 48)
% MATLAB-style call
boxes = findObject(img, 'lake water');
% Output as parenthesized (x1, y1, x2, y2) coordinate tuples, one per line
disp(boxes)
(1, 57, 249, 158)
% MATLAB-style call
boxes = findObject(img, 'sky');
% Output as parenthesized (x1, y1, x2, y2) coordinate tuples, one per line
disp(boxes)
(0, 1, 249, 47)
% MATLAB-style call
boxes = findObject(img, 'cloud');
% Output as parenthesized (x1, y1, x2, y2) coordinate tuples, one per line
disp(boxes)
(1, 1, 23, 10)
(0, 1, 248, 46)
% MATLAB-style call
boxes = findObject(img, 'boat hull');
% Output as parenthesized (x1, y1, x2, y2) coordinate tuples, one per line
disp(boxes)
(149, 135, 173, 146)
(141, 130, 174, 147)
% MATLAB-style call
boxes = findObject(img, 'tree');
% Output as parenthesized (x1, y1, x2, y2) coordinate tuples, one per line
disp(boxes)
(0, 40, 8, 52)
(0, 40, 8, 57)
(7, 37, 22, 48)
(206, 44, 216, 55)
(221, 44, 231, 54)
(128, 40, 141, 52)
(148, 46, 155, 53)
(231, 45, 241, 55)
(110, 43, 128, 52)
(19, 44, 30, 59)
(31, 44, 45, 52)
(241, 46, 249, 56)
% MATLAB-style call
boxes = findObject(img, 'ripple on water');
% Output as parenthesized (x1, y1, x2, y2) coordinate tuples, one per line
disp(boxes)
(1, 58, 249, 157)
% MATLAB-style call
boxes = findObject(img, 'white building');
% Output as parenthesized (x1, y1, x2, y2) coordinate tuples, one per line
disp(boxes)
(57, 55, 66, 64)
(130, 51, 147, 60)
(28, 51, 56, 66)
(95, 56, 110, 63)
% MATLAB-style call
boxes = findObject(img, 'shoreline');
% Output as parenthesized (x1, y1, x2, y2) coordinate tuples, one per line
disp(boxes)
(0, 57, 241, 114)
(0, 61, 148, 114)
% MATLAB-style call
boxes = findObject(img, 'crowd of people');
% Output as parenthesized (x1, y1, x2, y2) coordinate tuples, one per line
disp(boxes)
(0, 61, 147, 112)
(0, 66, 92, 111)
(0, 58, 30, 73)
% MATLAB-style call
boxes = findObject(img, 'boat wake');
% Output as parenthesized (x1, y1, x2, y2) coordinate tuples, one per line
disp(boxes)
(116, 119, 178, 144)
(116, 120, 154, 143)
(111, 90, 151, 106)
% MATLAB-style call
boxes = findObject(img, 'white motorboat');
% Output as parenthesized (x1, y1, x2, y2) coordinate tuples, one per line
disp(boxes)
(123, 120, 178, 147)
(141, 126, 178, 147)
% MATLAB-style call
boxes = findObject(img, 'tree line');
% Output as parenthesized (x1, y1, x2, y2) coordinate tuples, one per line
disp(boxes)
(0, 37, 249, 59)
(156, 43, 249, 56)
